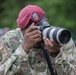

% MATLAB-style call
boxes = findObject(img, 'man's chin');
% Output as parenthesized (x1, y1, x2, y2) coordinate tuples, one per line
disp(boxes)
(34, 42, 43, 48)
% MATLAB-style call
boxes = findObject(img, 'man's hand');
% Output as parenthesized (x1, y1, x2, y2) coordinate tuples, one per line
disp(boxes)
(43, 37, 62, 57)
(22, 23, 42, 53)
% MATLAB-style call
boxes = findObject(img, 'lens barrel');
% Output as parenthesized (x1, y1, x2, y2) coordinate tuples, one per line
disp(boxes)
(42, 27, 71, 44)
(38, 21, 71, 44)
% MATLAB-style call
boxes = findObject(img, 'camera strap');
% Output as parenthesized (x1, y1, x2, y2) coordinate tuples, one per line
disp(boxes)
(41, 46, 55, 75)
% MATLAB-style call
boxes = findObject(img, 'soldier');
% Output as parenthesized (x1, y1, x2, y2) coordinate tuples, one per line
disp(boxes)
(0, 5, 76, 75)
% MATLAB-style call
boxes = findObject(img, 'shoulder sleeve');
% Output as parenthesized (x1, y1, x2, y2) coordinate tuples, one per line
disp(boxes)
(0, 31, 28, 75)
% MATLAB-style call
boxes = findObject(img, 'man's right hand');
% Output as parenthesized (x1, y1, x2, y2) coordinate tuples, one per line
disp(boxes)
(22, 23, 42, 53)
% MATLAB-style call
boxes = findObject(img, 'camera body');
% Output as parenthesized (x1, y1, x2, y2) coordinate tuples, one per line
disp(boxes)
(37, 21, 71, 45)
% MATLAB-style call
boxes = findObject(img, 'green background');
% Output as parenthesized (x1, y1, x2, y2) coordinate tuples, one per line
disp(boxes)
(0, 0, 76, 40)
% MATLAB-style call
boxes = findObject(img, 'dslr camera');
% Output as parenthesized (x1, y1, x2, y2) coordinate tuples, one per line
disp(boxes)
(37, 21, 71, 45)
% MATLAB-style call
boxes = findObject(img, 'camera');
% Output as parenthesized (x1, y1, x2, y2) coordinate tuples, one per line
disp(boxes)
(37, 21, 71, 45)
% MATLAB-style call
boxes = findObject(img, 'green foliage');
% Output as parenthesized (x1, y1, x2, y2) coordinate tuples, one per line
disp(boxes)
(0, 0, 76, 32)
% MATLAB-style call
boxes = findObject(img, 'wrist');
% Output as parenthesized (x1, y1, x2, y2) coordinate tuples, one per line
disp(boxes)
(22, 44, 30, 53)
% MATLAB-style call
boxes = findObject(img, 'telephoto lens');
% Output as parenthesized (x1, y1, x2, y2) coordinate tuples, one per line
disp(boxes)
(38, 21, 71, 45)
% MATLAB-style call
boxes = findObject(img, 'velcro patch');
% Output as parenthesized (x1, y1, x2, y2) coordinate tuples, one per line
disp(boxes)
(0, 43, 4, 51)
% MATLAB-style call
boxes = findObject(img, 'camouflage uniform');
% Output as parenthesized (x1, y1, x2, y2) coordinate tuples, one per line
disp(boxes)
(0, 28, 76, 75)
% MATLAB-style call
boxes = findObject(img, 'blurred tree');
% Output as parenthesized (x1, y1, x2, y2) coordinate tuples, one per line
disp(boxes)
(0, 0, 76, 32)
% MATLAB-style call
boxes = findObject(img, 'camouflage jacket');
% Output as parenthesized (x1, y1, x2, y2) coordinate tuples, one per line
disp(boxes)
(0, 28, 76, 75)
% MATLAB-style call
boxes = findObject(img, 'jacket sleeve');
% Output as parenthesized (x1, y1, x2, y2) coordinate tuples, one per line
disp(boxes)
(0, 39, 28, 75)
(50, 38, 76, 75)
